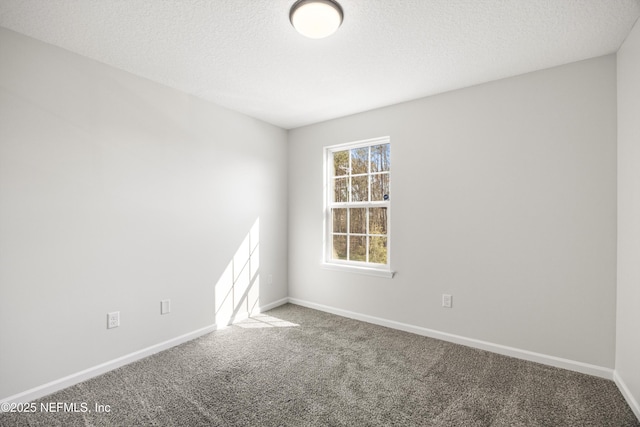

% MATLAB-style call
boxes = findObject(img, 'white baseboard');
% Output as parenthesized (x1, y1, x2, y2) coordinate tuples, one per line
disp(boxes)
(217, 298, 290, 328)
(1, 297, 292, 405)
(259, 297, 289, 312)
(0, 323, 217, 405)
(3, 297, 624, 409)
(287, 297, 614, 380)
(614, 371, 640, 421)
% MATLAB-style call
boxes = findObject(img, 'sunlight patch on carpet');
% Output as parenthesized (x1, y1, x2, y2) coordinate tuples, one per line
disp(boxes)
(236, 314, 299, 329)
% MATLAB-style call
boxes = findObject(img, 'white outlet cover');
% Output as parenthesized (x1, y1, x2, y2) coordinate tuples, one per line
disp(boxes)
(161, 299, 171, 315)
(107, 311, 120, 329)
(442, 294, 453, 308)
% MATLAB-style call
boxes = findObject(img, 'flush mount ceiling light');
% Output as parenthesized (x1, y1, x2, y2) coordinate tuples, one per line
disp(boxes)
(290, 0, 344, 39)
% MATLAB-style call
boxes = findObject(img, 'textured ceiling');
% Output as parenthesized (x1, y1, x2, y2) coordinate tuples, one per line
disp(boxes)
(1, 0, 639, 129)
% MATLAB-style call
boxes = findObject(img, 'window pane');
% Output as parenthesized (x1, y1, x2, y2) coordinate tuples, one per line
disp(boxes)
(369, 207, 387, 235)
(351, 147, 368, 174)
(325, 139, 390, 269)
(333, 150, 349, 177)
(369, 237, 387, 264)
(371, 173, 389, 201)
(349, 208, 366, 234)
(351, 175, 369, 202)
(332, 208, 347, 233)
(334, 177, 348, 203)
(370, 144, 390, 172)
(333, 235, 347, 260)
(349, 236, 367, 262)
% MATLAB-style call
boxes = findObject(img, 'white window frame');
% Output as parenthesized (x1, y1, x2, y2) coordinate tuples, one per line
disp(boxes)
(322, 136, 394, 278)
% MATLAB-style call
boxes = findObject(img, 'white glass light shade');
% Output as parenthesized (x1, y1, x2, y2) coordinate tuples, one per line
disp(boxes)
(290, 0, 343, 39)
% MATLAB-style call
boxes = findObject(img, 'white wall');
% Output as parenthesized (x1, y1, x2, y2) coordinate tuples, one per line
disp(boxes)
(288, 55, 617, 370)
(0, 20, 629, 407)
(616, 17, 640, 417)
(0, 27, 288, 400)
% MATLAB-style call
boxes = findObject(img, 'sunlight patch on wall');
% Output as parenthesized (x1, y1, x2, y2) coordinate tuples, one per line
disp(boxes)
(215, 218, 260, 327)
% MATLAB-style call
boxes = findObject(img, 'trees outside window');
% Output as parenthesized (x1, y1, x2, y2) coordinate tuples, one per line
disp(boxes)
(325, 137, 390, 271)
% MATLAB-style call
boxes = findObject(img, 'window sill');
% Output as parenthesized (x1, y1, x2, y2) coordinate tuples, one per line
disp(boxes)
(321, 262, 395, 279)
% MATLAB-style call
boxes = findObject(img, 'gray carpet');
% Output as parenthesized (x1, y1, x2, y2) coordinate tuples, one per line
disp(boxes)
(1, 303, 638, 426)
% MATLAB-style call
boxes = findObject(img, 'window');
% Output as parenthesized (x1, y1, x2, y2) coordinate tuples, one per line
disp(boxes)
(324, 137, 393, 277)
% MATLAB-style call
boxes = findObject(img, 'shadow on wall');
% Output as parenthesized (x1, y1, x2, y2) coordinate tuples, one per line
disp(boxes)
(214, 218, 261, 327)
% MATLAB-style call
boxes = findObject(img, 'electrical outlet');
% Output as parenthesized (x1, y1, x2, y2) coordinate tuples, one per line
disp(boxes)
(161, 299, 171, 315)
(107, 311, 120, 329)
(442, 294, 452, 308)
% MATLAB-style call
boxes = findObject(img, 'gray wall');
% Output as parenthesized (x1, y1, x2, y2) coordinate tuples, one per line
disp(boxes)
(616, 17, 640, 415)
(288, 55, 617, 369)
(0, 28, 288, 400)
